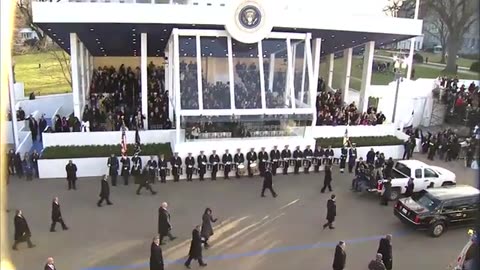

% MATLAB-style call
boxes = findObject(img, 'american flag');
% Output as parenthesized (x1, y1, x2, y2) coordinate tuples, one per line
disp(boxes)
(121, 126, 127, 157)
(343, 127, 349, 146)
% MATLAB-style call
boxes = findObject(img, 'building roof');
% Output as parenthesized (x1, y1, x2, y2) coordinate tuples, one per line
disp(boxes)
(428, 185, 480, 201)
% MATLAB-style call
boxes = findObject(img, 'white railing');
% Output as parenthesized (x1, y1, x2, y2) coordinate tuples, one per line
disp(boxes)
(52, 0, 228, 6)
(16, 132, 33, 157)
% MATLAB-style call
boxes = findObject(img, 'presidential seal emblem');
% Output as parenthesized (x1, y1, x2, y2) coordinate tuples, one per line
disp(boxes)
(239, 5, 262, 29)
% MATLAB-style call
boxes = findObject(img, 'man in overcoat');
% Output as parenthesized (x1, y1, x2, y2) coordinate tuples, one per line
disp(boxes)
(377, 234, 393, 270)
(323, 194, 336, 230)
(332, 241, 346, 270)
(321, 164, 333, 193)
(150, 235, 164, 270)
(50, 197, 69, 232)
(184, 225, 207, 268)
(158, 202, 176, 245)
(97, 175, 113, 207)
(261, 170, 277, 198)
(65, 160, 77, 190)
(12, 209, 36, 250)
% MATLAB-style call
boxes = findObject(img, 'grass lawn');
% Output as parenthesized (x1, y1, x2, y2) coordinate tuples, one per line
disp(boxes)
(14, 51, 72, 96)
(376, 49, 479, 68)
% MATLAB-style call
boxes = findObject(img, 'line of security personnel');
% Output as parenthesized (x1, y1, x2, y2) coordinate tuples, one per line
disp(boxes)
(107, 144, 361, 183)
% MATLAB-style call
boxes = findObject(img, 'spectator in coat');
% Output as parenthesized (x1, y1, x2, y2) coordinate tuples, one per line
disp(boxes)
(200, 208, 218, 249)
(39, 115, 47, 141)
(184, 225, 207, 268)
(29, 116, 38, 142)
(366, 148, 376, 164)
(44, 257, 56, 270)
(332, 241, 346, 270)
(22, 153, 33, 181)
(12, 210, 36, 250)
(31, 150, 40, 178)
(150, 235, 164, 270)
(377, 234, 393, 270)
(50, 197, 69, 232)
(323, 194, 337, 230)
(14, 153, 23, 178)
(65, 160, 78, 190)
(97, 175, 113, 207)
(368, 253, 386, 270)
(158, 202, 176, 245)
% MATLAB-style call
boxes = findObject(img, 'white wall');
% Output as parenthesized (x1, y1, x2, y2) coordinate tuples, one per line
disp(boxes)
(309, 124, 396, 138)
(14, 93, 73, 118)
(6, 121, 25, 144)
(42, 129, 176, 148)
(16, 132, 32, 157)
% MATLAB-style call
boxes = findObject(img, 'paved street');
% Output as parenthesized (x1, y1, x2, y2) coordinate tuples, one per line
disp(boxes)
(5, 154, 478, 270)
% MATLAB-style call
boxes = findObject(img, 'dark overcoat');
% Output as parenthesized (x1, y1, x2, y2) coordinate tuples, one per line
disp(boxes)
(188, 228, 203, 259)
(263, 171, 273, 188)
(65, 163, 77, 180)
(332, 244, 346, 270)
(201, 213, 217, 238)
(150, 242, 164, 270)
(51, 202, 62, 221)
(99, 179, 110, 198)
(14, 215, 31, 241)
(377, 237, 393, 269)
(326, 199, 336, 222)
(158, 208, 171, 235)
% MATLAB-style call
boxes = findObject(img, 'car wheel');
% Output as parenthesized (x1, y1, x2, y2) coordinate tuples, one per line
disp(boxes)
(429, 221, 446, 237)
(441, 181, 455, 187)
(390, 188, 400, 201)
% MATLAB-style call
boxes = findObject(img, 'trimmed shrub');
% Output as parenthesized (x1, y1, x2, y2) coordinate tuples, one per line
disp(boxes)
(41, 143, 172, 159)
(316, 135, 403, 148)
(470, 61, 480, 72)
(413, 53, 424, 64)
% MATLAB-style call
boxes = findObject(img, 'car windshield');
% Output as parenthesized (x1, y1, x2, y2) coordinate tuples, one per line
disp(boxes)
(412, 191, 441, 211)
(395, 162, 411, 177)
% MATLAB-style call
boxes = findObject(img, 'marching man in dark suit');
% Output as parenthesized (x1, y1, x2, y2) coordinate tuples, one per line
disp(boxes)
(97, 175, 113, 207)
(261, 169, 277, 198)
(222, 149, 233, 179)
(185, 153, 195, 181)
(65, 160, 77, 190)
(184, 225, 207, 268)
(321, 164, 333, 193)
(258, 147, 269, 177)
(377, 234, 393, 270)
(246, 148, 257, 177)
(348, 144, 357, 173)
(234, 148, 245, 178)
(209, 150, 220, 180)
(150, 235, 164, 270)
(44, 257, 56, 270)
(147, 156, 158, 184)
(107, 154, 119, 186)
(197, 151, 207, 181)
(314, 146, 324, 173)
(303, 145, 313, 173)
(339, 144, 348, 173)
(281, 145, 291, 175)
(50, 197, 68, 232)
(158, 154, 168, 183)
(332, 241, 346, 270)
(12, 209, 35, 250)
(270, 146, 281, 176)
(136, 166, 157, 195)
(293, 146, 303, 174)
(120, 155, 131, 185)
(171, 152, 182, 182)
(158, 202, 176, 245)
(323, 194, 337, 230)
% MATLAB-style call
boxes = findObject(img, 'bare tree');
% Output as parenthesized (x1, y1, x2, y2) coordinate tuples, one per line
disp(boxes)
(17, 0, 46, 47)
(424, 18, 449, 63)
(384, 0, 416, 18)
(49, 49, 72, 87)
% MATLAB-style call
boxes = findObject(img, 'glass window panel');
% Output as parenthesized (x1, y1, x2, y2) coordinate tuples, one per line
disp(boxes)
(293, 41, 305, 102)
(262, 39, 290, 109)
(200, 37, 230, 109)
(179, 36, 198, 110)
(232, 40, 261, 109)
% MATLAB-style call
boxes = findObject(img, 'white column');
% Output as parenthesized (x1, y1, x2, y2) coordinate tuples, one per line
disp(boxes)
(141, 33, 149, 129)
(227, 37, 235, 110)
(359, 41, 375, 113)
(327, 53, 334, 88)
(8, 65, 20, 149)
(300, 44, 307, 104)
(70, 33, 81, 118)
(305, 35, 318, 127)
(196, 34, 203, 110)
(286, 38, 295, 109)
(79, 42, 86, 113)
(342, 47, 353, 102)
(167, 40, 174, 120)
(258, 41, 267, 109)
(311, 38, 322, 95)
(173, 30, 182, 144)
(85, 48, 91, 96)
(268, 54, 275, 92)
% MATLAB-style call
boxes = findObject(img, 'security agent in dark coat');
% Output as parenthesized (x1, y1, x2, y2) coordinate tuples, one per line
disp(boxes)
(303, 145, 313, 173)
(246, 148, 257, 177)
(281, 145, 292, 175)
(184, 225, 207, 268)
(209, 150, 220, 180)
(97, 175, 113, 207)
(321, 164, 333, 193)
(158, 154, 168, 183)
(222, 150, 233, 179)
(185, 153, 195, 181)
(146, 157, 158, 184)
(348, 145, 357, 173)
(107, 154, 119, 186)
(332, 241, 346, 270)
(261, 169, 277, 198)
(136, 167, 157, 195)
(171, 152, 182, 182)
(234, 149, 245, 178)
(377, 234, 393, 270)
(50, 197, 68, 232)
(158, 202, 176, 244)
(314, 146, 324, 172)
(293, 146, 303, 174)
(366, 148, 376, 165)
(323, 194, 336, 229)
(381, 179, 392, 206)
(197, 151, 208, 181)
(120, 156, 131, 185)
(150, 235, 164, 270)
(12, 210, 35, 250)
(258, 147, 269, 177)
(384, 158, 394, 179)
(65, 160, 77, 190)
(270, 146, 281, 176)
(404, 178, 414, 197)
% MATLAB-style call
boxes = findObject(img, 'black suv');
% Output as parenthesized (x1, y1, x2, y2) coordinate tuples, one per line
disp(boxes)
(394, 185, 479, 237)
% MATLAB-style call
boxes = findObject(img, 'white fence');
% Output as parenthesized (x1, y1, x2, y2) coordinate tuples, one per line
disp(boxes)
(309, 124, 397, 138)
(6, 120, 25, 144)
(15, 93, 73, 118)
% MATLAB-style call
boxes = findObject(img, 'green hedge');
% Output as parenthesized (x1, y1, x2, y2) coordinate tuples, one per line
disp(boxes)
(470, 61, 480, 72)
(316, 136, 403, 148)
(41, 143, 172, 159)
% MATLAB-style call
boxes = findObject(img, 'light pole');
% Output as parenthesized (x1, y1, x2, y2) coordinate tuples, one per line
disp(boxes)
(391, 57, 407, 124)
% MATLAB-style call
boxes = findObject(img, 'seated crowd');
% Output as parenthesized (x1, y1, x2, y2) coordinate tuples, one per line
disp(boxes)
(315, 90, 386, 126)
